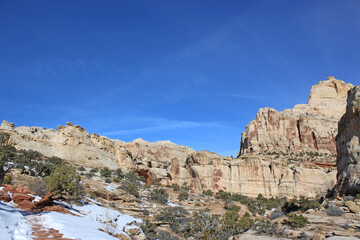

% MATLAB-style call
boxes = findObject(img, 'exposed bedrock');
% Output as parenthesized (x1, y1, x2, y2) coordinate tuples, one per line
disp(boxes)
(336, 86, 360, 195)
(239, 77, 354, 157)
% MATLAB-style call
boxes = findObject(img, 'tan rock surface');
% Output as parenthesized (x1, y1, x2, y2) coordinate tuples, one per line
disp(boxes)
(170, 151, 336, 198)
(336, 86, 360, 195)
(239, 77, 354, 156)
(0, 121, 194, 182)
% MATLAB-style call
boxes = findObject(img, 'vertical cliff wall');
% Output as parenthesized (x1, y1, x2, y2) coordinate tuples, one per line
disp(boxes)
(336, 86, 360, 195)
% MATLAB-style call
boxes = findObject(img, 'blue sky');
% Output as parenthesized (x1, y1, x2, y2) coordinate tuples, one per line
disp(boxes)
(1, 0, 360, 156)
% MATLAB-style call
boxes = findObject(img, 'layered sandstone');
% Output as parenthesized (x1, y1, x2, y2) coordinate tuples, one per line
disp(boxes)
(170, 151, 336, 198)
(0, 120, 194, 182)
(336, 86, 360, 195)
(239, 77, 354, 157)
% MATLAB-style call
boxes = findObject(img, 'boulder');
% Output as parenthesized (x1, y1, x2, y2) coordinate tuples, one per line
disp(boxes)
(0, 190, 11, 202)
(12, 193, 34, 204)
(17, 200, 36, 211)
(345, 201, 360, 214)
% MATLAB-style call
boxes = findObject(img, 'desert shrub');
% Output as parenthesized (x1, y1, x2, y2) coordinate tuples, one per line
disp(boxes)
(287, 213, 308, 228)
(181, 182, 190, 191)
(78, 166, 85, 171)
(100, 167, 112, 178)
(45, 165, 85, 201)
(151, 188, 169, 203)
(171, 183, 180, 192)
(143, 209, 149, 216)
(112, 177, 121, 183)
(178, 190, 189, 201)
(195, 203, 201, 207)
(282, 196, 320, 213)
(215, 190, 231, 200)
(224, 202, 241, 212)
(156, 207, 189, 233)
(0, 132, 10, 146)
(253, 220, 284, 235)
(28, 179, 48, 196)
(140, 219, 157, 240)
(3, 174, 12, 184)
(203, 189, 213, 196)
(298, 232, 311, 239)
(105, 178, 112, 183)
(90, 168, 98, 173)
(326, 205, 344, 216)
(157, 230, 171, 240)
(115, 168, 124, 178)
(120, 179, 139, 198)
(188, 210, 220, 239)
(85, 172, 94, 178)
(356, 193, 360, 199)
(269, 209, 284, 220)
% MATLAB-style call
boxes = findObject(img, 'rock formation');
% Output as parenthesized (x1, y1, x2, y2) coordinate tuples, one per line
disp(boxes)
(0, 120, 194, 183)
(239, 77, 354, 157)
(336, 86, 360, 195)
(170, 150, 336, 198)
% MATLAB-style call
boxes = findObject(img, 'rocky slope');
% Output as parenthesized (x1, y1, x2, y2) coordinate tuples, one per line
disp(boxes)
(239, 77, 354, 157)
(336, 86, 360, 195)
(0, 120, 194, 184)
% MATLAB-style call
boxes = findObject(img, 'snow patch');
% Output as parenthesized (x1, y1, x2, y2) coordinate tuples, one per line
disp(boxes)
(0, 202, 32, 240)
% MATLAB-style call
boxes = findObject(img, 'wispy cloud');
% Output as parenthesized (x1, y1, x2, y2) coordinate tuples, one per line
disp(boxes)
(101, 119, 227, 136)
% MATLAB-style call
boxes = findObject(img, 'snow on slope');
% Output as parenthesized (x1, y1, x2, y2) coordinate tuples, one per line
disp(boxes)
(41, 200, 143, 240)
(0, 202, 32, 240)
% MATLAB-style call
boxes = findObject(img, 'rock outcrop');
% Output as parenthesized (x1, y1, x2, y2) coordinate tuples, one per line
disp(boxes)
(0, 120, 194, 183)
(336, 86, 360, 195)
(170, 151, 336, 198)
(239, 77, 354, 157)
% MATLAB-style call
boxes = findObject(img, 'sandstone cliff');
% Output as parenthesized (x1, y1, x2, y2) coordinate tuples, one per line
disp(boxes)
(170, 151, 336, 198)
(239, 77, 354, 157)
(336, 86, 360, 195)
(0, 120, 194, 183)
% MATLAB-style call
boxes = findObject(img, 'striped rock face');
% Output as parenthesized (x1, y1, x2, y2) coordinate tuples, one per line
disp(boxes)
(239, 77, 354, 157)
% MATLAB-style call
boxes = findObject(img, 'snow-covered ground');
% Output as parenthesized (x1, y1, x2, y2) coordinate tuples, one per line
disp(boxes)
(42, 201, 142, 240)
(0, 197, 143, 240)
(0, 202, 32, 240)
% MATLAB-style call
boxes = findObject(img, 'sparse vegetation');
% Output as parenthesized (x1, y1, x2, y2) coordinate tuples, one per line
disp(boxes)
(326, 205, 344, 216)
(45, 165, 85, 201)
(28, 179, 48, 196)
(202, 189, 213, 196)
(151, 188, 169, 203)
(100, 167, 112, 178)
(287, 213, 308, 228)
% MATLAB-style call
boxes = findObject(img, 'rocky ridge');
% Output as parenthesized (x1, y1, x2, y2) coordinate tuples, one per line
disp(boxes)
(239, 77, 354, 157)
(0, 121, 194, 184)
(336, 85, 360, 195)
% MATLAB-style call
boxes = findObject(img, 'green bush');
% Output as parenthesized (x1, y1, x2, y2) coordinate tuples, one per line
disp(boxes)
(78, 166, 85, 171)
(100, 167, 112, 178)
(0, 132, 10, 146)
(3, 174, 12, 184)
(140, 219, 157, 240)
(105, 178, 112, 183)
(151, 188, 169, 203)
(120, 179, 139, 198)
(287, 213, 308, 228)
(155, 207, 189, 233)
(178, 190, 189, 201)
(171, 183, 180, 192)
(113, 176, 121, 183)
(90, 168, 98, 173)
(203, 189, 213, 196)
(45, 165, 85, 201)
